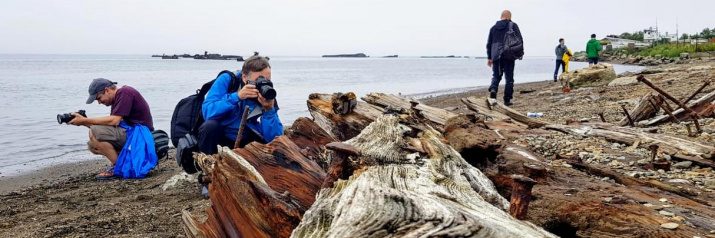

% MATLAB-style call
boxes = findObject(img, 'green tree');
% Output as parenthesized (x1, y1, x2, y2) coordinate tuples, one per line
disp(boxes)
(681, 33, 689, 40)
(701, 28, 712, 39)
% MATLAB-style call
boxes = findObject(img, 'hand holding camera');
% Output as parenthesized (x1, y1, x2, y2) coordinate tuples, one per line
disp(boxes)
(239, 76, 276, 110)
(57, 110, 87, 125)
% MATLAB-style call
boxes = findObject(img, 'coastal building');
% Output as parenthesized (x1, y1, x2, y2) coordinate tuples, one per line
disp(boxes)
(604, 37, 650, 49)
(643, 26, 678, 43)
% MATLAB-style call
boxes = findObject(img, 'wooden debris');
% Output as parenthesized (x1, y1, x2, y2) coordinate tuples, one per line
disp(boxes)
(546, 122, 714, 160)
(618, 93, 663, 126)
(509, 175, 537, 220)
(461, 96, 548, 128)
(362, 92, 458, 129)
(643, 89, 715, 126)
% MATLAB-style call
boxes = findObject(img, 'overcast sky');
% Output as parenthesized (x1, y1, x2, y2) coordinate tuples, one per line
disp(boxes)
(2, 0, 713, 56)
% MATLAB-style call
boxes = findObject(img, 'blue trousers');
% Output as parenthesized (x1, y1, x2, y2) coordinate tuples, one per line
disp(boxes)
(488, 59, 516, 101)
(554, 60, 566, 80)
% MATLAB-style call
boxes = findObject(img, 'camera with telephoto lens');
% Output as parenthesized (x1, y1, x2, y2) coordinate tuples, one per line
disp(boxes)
(57, 110, 87, 124)
(247, 76, 276, 100)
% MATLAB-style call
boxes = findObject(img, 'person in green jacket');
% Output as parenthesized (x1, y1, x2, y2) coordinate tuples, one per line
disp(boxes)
(586, 33, 602, 66)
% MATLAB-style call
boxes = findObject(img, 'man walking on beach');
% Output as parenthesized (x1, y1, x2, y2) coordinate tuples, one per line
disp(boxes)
(69, 79, 156, 180)
(554, 38, 571, 82)
(586, 34, 602, 66)
(487, 10, 523, 106)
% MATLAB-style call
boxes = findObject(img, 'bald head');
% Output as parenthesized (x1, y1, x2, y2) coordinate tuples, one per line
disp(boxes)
(501, 10, 512, 20)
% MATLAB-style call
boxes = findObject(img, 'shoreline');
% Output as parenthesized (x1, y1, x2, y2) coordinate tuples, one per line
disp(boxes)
(0, 158, 106, 194)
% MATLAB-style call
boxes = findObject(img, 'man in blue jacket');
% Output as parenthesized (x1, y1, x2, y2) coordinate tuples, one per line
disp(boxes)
(198, 55, 283, 154)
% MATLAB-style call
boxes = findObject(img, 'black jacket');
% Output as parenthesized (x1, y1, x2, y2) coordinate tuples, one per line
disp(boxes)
(487, 20, 523, 60)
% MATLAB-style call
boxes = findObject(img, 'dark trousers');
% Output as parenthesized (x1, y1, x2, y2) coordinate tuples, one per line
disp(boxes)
(554, 60, 566, 80)
(198, 120, 235, 154)
(489, 59, 516, 101)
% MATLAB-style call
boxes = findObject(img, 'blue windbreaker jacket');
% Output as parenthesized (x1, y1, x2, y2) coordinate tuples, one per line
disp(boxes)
(113, 121, 158, 178)
(201, 71, 284, 143)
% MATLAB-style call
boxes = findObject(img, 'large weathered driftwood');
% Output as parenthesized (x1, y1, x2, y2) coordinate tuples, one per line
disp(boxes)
(182, 135, 327, 237)
(292, 116, 555, 237)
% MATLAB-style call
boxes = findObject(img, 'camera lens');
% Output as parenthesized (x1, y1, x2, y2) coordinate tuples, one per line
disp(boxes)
(261, 86, 276, 100)
(57, 114, 63, 124)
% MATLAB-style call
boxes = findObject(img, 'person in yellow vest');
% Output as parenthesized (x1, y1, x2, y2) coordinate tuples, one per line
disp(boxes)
(563, 48, 573, 72)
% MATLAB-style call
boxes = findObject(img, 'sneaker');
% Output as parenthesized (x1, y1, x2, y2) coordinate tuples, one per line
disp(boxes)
(504, 101, 513, 106)
(96, 166, 117, 180)
(489, 90, 497, 99)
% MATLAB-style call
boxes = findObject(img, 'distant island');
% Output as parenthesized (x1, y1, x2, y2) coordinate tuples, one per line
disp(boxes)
(322, 53, 369, 58)
(382, 55, 398, 58)
(420, 55, 470, 59)
(152, 51, 245, 61)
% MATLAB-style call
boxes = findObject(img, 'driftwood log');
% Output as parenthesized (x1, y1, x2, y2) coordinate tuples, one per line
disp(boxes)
(182, 132, 327, 237)
(461, 96, 548, 128)
(183, 93, 555, 237)
(307, 93, 383, 141)
(362, 92, 457, 130)
(292, 116, 555, 237)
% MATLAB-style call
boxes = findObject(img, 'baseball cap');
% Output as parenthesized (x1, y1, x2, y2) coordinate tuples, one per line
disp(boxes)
(86, 78, 117, 104)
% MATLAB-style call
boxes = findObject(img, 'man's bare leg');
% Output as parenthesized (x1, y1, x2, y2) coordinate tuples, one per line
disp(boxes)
(89, 130, 118, 164)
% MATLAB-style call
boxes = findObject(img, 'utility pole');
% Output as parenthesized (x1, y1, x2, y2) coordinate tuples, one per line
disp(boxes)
(676, 17, 679, 47)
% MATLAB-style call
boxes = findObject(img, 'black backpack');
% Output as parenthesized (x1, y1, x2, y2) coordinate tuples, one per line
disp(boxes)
(171, 70, 242, 173)
(501, 22, 524, 61)
(152, 129, 170, 159)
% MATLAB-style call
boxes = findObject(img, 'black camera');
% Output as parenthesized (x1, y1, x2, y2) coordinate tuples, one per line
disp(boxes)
(247, 76, 276, 100)
(57, 110, 87, 124)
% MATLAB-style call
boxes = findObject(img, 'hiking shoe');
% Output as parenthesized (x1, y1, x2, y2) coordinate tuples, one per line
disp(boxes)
(96, 166, 117, 180)
(489, 90, 497, 99)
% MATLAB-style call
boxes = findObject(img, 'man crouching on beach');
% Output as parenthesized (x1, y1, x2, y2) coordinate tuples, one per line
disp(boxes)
(68, 78, 157, 180)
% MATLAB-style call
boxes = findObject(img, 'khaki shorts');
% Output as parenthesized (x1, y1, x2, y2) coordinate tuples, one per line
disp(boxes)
(88, 125, 127, 152)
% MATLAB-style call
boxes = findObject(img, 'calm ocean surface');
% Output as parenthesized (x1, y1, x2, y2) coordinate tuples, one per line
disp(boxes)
(0, 54, 643, 175)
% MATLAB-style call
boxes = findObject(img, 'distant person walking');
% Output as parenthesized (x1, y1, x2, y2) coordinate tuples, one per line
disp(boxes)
(554, 38, 571, 82)
(586, 34, 602, 66)
(487, 10, 524, 106)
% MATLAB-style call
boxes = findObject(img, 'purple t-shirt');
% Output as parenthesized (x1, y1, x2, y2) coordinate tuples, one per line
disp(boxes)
(111, 86, 154, 131)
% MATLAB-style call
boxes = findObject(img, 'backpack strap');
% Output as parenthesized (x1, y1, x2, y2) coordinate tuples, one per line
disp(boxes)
(217, 70, 244, 93)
